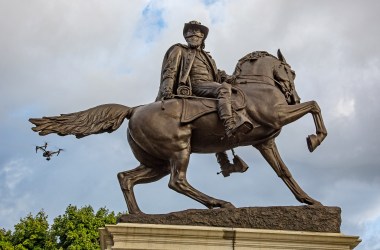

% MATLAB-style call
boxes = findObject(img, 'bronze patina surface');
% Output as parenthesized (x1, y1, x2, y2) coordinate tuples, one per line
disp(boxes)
(29, 21, 328, 215)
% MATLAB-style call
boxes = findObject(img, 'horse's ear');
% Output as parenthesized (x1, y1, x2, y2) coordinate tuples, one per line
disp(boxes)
(277, 49, 287, 63)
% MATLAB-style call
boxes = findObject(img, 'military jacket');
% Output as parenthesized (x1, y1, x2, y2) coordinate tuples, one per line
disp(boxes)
(156, 43, 223, 100)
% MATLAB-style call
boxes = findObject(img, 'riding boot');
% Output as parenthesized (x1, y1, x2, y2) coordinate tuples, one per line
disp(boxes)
(218, 99, 235, 137)
(216, 151, 249, 177)
(217, 83, 235, 137)
(217, 83, 252, 137)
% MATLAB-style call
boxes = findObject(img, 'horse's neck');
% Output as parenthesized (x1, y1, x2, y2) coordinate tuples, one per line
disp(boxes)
(237, 57, 276, 84)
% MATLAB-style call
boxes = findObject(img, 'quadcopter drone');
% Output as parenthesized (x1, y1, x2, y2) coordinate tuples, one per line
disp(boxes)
(35, 142, 63, 161)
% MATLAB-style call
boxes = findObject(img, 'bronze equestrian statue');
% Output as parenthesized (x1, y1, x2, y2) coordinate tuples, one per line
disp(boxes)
(29, 25, 327, 215)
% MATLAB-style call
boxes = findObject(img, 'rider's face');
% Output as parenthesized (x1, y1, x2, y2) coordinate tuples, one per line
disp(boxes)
(185, 28, 204, 48)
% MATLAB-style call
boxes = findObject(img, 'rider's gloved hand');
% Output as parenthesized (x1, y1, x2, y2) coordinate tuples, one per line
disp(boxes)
(162, 90, 174, 99)
(225, 75, 237, 85)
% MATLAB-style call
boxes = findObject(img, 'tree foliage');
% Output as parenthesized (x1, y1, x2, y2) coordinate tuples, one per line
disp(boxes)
(0, 228, 13, 250)
(51, 205, 118, 249)
(0, 205, 120, 250)
(11, 210, 55, 250)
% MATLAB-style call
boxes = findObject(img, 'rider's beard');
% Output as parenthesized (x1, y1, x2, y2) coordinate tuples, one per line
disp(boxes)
(185, 36, 203, 49)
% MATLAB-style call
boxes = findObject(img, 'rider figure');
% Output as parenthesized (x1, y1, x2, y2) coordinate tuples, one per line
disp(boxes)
(156, 20, 251, 176)
(156, 20, 250, 137)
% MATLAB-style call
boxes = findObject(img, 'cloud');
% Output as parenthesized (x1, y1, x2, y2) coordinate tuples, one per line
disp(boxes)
(361, 217, 380, 249)
(1, 1, 379, 248)
(0, 159, 31, 193)
(0, 159, 37, 230)
(334, 97, 355, 118)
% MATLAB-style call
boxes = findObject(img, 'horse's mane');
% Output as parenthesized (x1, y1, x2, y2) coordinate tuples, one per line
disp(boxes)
(233, 51, 277, 75)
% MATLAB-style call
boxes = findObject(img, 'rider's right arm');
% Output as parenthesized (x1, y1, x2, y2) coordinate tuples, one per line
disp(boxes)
(160, 45, 183, 99)
(161, 78, 175, 99)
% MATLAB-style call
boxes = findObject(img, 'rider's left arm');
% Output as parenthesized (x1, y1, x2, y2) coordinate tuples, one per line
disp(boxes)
(217, 70, 237, 85)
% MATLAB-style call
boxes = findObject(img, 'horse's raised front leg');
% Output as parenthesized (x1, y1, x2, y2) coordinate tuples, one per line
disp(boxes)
(168, 149, 235, 209)
(307, 102, 327, 152)
(255, 139, 322, 206)
(277, 101, 327, 152)
(118, 164, 170, 214)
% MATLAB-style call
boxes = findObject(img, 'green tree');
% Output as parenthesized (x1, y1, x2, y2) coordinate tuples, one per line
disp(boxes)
(0, 205, 120, 249)
(11, 210, 56, 250)
(51, 205, 118, 249)
(0, 228, 13, 250)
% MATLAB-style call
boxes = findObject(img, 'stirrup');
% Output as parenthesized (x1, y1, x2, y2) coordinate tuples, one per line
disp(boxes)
(217, 154, 249, 177)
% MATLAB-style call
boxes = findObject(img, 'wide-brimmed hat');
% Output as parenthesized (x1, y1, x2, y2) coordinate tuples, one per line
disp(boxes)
(183, 20, 209, 39)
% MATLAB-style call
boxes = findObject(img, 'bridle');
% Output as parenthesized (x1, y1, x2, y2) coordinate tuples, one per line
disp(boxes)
(236, 62, 296, 104)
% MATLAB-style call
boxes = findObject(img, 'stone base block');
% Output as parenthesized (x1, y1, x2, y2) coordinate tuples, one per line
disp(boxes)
(117, 206, 341, 233)
(99, 223, 361, 250)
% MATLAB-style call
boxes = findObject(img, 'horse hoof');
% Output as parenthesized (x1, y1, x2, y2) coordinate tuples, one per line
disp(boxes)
(310, 201, 323, 206)
(306, 134, 319, 152)
(221, 202, 236, 209)
(304, 198, 323, 206)
(128, 210, 145, 215)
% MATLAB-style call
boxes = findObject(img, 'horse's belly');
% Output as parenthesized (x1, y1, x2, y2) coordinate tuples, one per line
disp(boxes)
(190, 113, 246, 153)
(190, 113, 281, 153)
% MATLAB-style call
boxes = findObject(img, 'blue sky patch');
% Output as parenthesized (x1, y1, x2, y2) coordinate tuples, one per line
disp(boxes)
(138, 4, 167, 43)
(203, 0, 219, 6)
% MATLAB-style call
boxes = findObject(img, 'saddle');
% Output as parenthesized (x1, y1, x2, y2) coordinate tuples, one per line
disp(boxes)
(180, 87, 247, 123)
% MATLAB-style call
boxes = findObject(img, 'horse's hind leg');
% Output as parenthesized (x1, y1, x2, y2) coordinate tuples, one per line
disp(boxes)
(118, 165, 169, 214)
(168, 149, 235, 209)
(255, 139, 322, 206)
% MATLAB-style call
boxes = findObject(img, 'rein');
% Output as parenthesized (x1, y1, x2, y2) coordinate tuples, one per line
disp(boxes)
(238, 74, 294, 103)
(238, 74, 283, 86)
(174, 95, 218, 101)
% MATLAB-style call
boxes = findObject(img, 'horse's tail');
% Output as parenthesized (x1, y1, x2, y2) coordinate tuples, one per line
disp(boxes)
(29, 103, 134, 138)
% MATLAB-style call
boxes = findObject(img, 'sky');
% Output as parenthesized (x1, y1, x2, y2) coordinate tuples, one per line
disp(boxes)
(0, 0, 379, 248)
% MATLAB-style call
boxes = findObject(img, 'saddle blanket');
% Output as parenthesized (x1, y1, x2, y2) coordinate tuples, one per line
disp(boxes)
(181, 87, 246, 123)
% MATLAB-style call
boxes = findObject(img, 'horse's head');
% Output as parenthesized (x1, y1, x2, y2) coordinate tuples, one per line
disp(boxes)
(274, 49, 301, 104)
(234, 50, 301, 104)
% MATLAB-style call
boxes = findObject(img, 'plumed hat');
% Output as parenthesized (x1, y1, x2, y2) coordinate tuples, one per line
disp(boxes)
(183, 20, 209, 39)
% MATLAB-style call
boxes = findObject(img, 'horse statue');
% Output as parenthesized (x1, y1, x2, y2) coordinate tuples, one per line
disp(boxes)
(29, 49, 327, 214)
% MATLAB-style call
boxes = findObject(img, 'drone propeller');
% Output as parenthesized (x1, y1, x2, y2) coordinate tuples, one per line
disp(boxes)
(56, 149, 64, 156)
(35, 145, 46, 153)
(35, 142, 49, 153)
